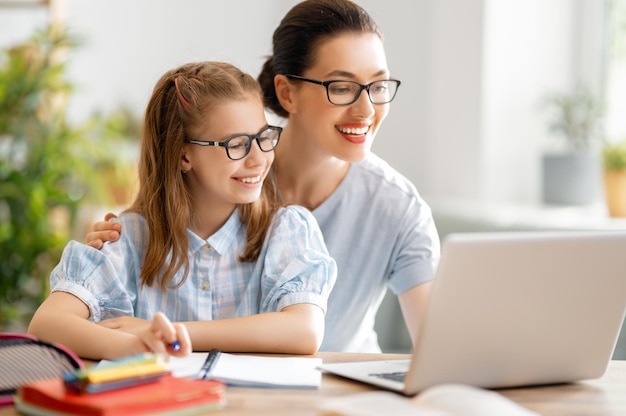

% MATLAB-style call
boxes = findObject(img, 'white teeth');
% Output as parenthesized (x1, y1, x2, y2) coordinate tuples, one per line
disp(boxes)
(337, 126, 369, 135)
(240, 176, 261, 184)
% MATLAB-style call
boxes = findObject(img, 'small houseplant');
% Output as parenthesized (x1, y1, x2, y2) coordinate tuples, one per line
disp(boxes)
(602, 140, 626, 217)
(541, 86, 604, 205)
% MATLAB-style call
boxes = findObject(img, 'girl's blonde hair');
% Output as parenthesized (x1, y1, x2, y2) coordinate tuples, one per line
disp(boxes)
(127, 61, 281, 291)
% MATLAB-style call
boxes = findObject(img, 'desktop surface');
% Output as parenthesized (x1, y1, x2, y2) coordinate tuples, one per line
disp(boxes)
(1, 352, 625, 416)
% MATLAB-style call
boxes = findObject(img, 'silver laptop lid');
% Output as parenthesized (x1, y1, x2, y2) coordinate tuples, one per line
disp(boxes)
(405, 231, 626, 395)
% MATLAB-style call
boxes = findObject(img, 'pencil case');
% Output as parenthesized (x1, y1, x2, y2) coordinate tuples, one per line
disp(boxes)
(63, 353, 170, 394)
(0, 332, 84, 406)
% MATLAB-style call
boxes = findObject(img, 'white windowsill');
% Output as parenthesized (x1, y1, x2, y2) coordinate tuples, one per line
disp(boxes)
(426, 196, 626, 232)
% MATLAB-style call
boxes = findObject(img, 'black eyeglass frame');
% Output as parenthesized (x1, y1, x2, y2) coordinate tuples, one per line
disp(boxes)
(284, 74, 401, 105)
(185, 125, 282, 161)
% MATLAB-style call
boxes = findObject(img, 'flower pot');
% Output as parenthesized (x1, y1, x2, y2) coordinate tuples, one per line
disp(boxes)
(542, 153, 602, 205)
(604, 169, 626, 217)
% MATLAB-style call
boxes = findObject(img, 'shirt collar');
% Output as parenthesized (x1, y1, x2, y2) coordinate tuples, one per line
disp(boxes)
(186, 209, 243, 256)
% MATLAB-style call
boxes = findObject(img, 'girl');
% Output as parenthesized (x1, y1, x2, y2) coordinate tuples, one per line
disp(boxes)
(87, 0, 439, 353)
(29, 61, 336, 360)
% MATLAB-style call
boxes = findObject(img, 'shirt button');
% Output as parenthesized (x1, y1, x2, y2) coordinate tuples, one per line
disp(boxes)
(203, 243, 211, 250)
(200, 280, 210, 291)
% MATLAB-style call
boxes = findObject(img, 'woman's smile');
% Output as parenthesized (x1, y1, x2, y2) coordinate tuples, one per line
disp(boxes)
(336, 123, 371, 144)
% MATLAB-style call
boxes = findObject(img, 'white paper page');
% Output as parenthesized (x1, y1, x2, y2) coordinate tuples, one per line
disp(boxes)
(168, 352, 209, 378)
(211, 353, 322, 387)
(168, 352, 322, 388)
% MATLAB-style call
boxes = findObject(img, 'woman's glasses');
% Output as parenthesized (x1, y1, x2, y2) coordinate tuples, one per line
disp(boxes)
(285, 74, 401, 105)
(186, 125, 282, 160)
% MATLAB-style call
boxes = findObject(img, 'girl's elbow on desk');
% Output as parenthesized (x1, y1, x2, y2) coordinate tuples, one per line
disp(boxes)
(286, 327, 324, 355)
(281, 303, 326, 355)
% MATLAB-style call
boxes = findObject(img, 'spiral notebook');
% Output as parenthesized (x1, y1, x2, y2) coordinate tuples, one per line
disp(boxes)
(169, 352, 322, 389)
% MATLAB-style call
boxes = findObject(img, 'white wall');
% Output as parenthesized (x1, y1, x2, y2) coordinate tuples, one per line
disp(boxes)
(482, 1, 576, 203)
(60, 0, 294, 122)
(1, 0, 595, 207)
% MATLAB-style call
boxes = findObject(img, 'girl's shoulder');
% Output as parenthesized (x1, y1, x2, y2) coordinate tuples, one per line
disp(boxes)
(264, 205, 329, 255)
(273, 204, 316, 224)
(113, 211, 144, 224)
(269, 205, 322, 236)
(111, 211, 148, 240)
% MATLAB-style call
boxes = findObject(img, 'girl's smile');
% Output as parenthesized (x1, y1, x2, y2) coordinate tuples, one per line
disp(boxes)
(236, 174, 263, 185)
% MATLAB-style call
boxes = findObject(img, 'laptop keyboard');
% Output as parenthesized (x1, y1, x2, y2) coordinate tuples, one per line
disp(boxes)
(369, 371, 407, 383)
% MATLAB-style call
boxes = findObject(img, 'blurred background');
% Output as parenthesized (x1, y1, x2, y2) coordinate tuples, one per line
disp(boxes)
(1, 0, 625, 355)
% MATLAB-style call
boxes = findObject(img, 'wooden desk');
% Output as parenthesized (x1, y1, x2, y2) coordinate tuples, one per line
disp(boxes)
(2, 353, 625, 415)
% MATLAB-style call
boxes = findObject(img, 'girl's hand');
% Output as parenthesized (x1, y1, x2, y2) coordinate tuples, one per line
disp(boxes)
(97, 316, 150, 337)
(98, 313, 192, 357)
(142, 312, 192, 357)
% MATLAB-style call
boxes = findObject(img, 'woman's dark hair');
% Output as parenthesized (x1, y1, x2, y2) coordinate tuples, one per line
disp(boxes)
(258, 0, 383, 118)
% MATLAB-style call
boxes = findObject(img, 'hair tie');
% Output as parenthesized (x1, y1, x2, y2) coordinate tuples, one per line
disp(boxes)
(174, 77, 190, 108)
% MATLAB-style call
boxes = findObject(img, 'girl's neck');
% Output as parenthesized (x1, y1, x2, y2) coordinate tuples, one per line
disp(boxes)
(273, 125, 350, 211)
(190, 201, 235, 240)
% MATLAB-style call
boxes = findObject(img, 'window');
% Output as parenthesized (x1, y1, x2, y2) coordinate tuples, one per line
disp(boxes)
(605, 0, 626, 141)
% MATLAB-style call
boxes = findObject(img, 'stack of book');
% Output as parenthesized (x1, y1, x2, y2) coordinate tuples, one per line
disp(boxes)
(15, 368, 225, 415)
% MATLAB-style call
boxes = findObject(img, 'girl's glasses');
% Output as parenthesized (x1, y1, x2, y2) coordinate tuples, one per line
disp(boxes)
(186, 125, 282, 160)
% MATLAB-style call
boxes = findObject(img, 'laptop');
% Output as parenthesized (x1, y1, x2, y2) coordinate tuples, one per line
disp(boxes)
(320, 230, 626, 396)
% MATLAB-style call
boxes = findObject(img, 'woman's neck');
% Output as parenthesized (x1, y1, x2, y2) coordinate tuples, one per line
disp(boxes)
(273, 125, 350, 211)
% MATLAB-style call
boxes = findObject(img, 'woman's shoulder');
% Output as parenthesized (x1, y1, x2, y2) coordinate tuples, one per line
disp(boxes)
(350, 153, 420, 197)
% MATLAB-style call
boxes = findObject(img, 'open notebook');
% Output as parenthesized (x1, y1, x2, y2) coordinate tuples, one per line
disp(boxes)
(321, 230, 626, 396)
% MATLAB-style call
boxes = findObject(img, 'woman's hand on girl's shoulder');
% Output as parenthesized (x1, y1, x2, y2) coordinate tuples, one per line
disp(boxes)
(85, 212, 121, 249)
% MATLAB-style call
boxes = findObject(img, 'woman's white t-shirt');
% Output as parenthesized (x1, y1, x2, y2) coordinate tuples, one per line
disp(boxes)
(314, 152, 440, 352)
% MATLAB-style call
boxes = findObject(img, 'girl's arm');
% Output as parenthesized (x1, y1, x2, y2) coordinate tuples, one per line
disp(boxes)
(98, 303, 325, 355)
(183, 303, 325, 355)
(99, 303, 325, 355)
(28, 291, 191, 360)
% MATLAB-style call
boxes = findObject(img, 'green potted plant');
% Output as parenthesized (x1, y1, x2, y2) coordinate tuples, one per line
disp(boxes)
(541, 86, 604, 205)
(602, 140, 626, 217)
(0, 24, 132, 330)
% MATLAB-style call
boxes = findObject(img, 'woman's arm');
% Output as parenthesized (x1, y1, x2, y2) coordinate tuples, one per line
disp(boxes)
(398, 281, 433, 347)
(28, 291, 191, 360)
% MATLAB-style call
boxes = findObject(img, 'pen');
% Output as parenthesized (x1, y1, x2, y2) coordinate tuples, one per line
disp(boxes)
(198, 348, 221, 380)
(170, 341, 181, 352)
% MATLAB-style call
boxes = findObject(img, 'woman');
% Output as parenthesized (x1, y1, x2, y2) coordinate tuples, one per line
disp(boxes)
(87, 0, 439, 353)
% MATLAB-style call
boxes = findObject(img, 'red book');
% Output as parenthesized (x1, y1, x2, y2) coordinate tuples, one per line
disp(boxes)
(15, 374, 225, 415)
